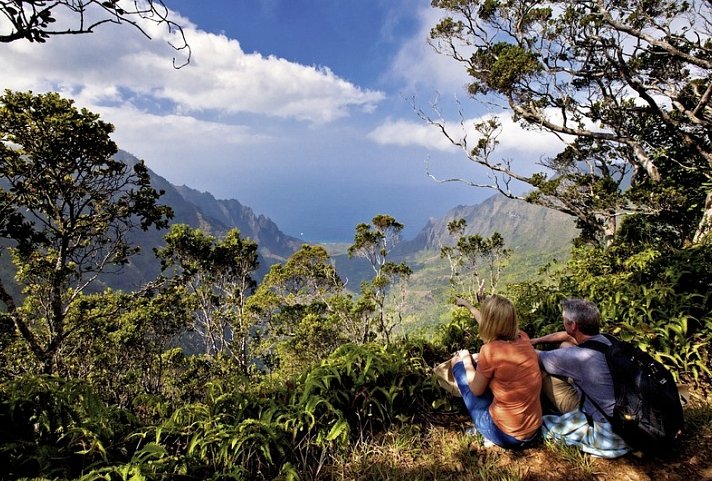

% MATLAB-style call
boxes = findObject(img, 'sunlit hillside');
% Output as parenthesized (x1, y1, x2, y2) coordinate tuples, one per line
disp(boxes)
(322, 194, 578, 336)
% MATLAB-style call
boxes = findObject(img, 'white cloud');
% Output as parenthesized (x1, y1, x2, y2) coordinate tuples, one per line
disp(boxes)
(94, 103, 266, 147)
(0, 7, 384, 124)
(368, 112, 566, 158)
(387, 5, 471, 95)
(67, 101, 271, 179)
(368, 118, 455, 151)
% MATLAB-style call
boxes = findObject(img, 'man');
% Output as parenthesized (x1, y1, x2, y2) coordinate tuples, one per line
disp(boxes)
(531, 298, 630, 458)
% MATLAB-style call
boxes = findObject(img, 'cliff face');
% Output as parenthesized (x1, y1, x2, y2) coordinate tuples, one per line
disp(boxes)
(173, 185, 301, 259)
(103, 151, 303, 291)
(396, 194, 579, 256)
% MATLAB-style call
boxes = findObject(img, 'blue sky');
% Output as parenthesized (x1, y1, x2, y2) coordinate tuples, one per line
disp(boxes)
(0, 0, 563, 242)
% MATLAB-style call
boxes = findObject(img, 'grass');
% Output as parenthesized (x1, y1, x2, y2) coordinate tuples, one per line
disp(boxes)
(318, 385, 712, 481)
(543, 438, 598, 478)
(325, 424, 525, 481)
(683, 392, 712, 436)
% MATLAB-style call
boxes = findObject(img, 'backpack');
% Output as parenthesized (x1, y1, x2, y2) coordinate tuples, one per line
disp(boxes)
(578, 334, 684, 453)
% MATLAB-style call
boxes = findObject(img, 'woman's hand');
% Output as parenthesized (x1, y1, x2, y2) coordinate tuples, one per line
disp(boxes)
(455, 297, 469, 307)
(454, 297, 482, 325)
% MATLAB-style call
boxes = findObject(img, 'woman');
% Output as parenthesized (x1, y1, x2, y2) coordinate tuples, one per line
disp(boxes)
(451, 295, 542, 449)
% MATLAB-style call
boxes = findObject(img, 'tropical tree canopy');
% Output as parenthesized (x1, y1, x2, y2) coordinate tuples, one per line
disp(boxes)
(428, 0, 712, 245)
(0, 89, 172, 372)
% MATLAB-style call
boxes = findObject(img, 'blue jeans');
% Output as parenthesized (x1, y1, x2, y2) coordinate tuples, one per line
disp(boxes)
(452, 361, 538, 449)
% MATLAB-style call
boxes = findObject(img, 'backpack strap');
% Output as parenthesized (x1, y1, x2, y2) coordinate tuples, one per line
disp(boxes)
(578, 333, 617, 353)
(575, 334, 618, 425)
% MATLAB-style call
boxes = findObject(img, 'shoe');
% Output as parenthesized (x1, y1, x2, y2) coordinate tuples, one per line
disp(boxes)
(465, 426, 479, 436)
(465, 426, 496, 448)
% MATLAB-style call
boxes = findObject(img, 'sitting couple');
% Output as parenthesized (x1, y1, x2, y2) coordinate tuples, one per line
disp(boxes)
(450, 295, 629, 458)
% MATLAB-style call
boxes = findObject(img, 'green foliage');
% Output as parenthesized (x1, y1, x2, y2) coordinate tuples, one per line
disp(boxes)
(467, 42, 543, 95)
(0, 375, 135, 480)
(61, 342, 444, 481)
(272, 310, 350, 376)
(156, 350, 252, 411)
(52, 288, 191, 416)
(295, 342, 438, 435)
(146, 383, 290, 480)
(348, 215, 413, 344)
(0, 90, 172, 373)
(428, 0, 712, 245)
(510, 244, 712, 382)
(348, 215, 404, 272)
(156, 224, 258, 366)
(435, 306, 482, 356)
(248, 244, 350, 375)
(440, 219, 511, 300)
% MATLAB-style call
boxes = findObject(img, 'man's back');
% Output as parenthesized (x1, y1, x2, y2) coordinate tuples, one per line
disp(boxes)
(538, 334, 615, 421)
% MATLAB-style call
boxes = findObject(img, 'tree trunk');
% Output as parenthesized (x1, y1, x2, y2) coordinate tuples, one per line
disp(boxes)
(603, 214, 617, 248)
(693, 191, 712, 245)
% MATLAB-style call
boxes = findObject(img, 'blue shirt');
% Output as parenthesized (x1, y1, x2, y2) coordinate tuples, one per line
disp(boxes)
(538, 334, 615, 423)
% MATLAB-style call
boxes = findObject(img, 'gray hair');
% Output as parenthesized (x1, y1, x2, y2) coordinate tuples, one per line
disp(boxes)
(561, 298, 601, 335)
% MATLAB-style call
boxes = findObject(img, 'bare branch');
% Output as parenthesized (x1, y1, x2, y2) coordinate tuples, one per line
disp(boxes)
(0, 0, 191, 67)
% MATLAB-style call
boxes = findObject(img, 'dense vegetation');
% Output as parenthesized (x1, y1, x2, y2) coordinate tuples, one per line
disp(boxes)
(1, 88, 710, 480)
(2, 1, 712, 479)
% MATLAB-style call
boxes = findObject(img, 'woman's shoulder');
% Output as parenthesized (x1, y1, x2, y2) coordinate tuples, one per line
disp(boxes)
(484, 331, 532, 351)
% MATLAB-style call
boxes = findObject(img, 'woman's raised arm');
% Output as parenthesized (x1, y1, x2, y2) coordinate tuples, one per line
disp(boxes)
(455, 297, 482, 325)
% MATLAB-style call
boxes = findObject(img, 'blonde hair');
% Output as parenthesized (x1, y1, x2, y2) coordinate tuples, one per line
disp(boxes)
(478, 295, 518, 343)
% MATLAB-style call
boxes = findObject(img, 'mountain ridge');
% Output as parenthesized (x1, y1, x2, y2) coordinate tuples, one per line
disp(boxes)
(173, 184, 302, 259)
(397, 194, 579, 256)
(103, 151, 303, 291)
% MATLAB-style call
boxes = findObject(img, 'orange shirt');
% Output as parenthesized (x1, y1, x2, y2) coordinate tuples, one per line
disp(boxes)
(476, 330, 542, 440)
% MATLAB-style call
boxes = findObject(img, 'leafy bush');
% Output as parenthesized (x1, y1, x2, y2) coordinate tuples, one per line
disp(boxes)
(73, 341, 443, 481)
(509, 245, 712, 382)
(295, 342, 439, 435)
(0, 375, 134, 479)
(435, 306, 482, 355)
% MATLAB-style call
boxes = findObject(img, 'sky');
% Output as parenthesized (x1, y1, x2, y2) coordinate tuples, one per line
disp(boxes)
(0, 0, 564, 242)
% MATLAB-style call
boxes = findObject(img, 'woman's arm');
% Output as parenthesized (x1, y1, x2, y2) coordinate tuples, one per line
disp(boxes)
(455, 349, 489, 396)
(455, 297, 482, 325)
(530, 331, 577, 346)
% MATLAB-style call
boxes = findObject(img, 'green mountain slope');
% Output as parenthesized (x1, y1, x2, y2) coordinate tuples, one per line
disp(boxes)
(392, 194, 579, 335)
(397, 194, 578, 257)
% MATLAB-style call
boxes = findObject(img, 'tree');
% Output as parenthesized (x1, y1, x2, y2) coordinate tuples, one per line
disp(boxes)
(0, 90, 173, 373)
(247, 244, 349, 374)
(427, 0, 712, 245)
(0, 0, 190, 66)
(440, 219, 511, 299)
(348, 215, 412, 344)
(51, 287, 191, 411)
(155, 224, 258, 371)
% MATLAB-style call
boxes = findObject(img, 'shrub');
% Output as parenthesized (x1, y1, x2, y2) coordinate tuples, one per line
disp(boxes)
(508, 245, 712, 383)
(0, 375, 134, 479)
